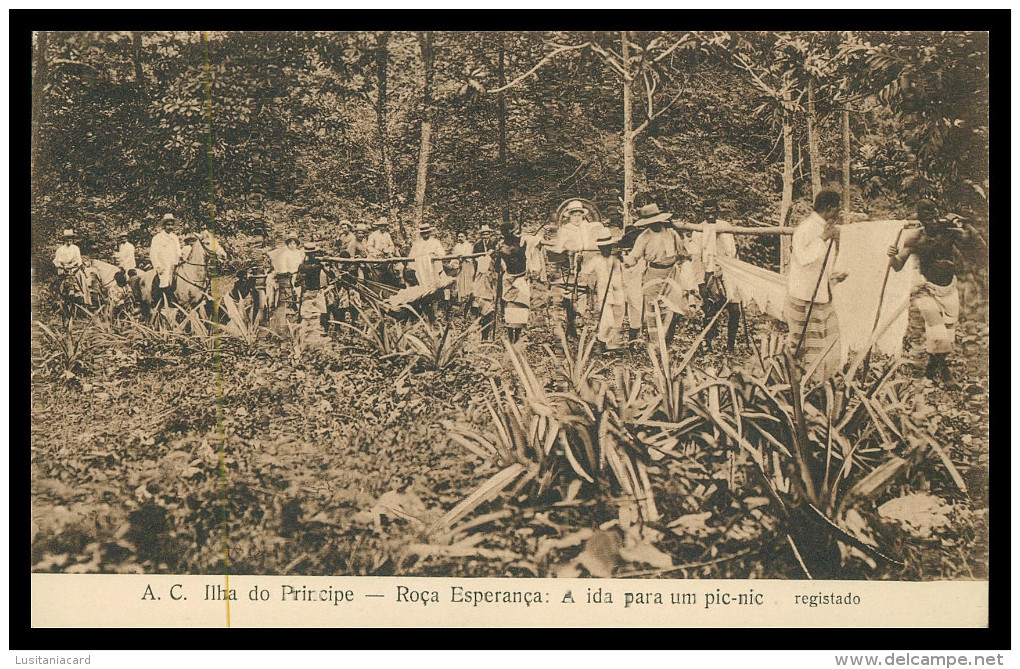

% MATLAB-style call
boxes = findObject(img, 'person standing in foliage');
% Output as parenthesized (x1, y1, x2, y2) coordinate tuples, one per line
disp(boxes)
(617, 223, 645, 346)
(350, 223, 370, 259)
(337, 220, 356, 255)
(471, 225, 497, 320)
(591, 233, 626, 354)
(409, 223, 449, 321)
(295, 242, 332, 330)
(492, 222, 530, 343)
(272, 231, 305, 316)
(521, 223, 548, 283)
(689, 199, 741, 353)
(544, 201, 606, 338)
(886, 199, 981, 388)
(149, 214, 183, 307)
(451, 231, 475, 307)
(785, 190, 848, 382)
(624, 203, 686, 345)
(52, 228, 86, 300)
(114, 231, 136, 272)
(367, 216, 401, 286)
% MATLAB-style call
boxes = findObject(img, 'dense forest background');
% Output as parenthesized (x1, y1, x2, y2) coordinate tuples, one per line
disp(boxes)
(30, 30, 989, 271)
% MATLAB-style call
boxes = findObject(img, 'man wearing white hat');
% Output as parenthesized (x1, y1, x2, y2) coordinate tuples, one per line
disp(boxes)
(409, 223, 448, 290)
(451, 231, 475, 306)
(53, 229, 84, 273)
(295, 241, 331, 329)
(53, 229, 87, 300)
(367, 216, 401, 286)
(624, 203, 686, 345)
(150, 213, 183, 304)
(409, 223, 449, 320)
(367, 217, 397, 259)
(114, 231, 136, 272)
(544, 200, 607, 337)
(469, 225, 497, 318)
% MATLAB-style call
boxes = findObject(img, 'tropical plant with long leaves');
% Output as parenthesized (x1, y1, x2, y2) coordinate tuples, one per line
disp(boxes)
(403, 311, 483, 371)
(434, 336, 662, 536)
(332, 303, 414, 362)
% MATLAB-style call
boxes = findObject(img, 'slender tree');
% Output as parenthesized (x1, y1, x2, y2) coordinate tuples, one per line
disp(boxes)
(412, 31, 435, 229)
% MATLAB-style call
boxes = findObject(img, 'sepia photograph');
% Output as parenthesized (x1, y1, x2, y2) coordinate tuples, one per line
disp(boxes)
(28, 28, 990, 623)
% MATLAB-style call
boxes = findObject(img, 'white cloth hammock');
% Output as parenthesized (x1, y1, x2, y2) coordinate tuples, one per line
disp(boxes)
(715, 220, 918, 359)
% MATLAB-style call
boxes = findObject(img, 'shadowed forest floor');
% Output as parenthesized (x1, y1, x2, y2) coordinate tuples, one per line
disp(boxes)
(30, 277, 989, 579)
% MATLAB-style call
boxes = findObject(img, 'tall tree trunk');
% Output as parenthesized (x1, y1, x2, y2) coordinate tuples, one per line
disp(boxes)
(412, 31, 434, 231)
(841, 107, 851, 213)
(807, 78, 821, 201)
(779, 100, 794, 273)
(375, 31, 401, 238)
(497, 32, 510, 227)
(132, 31, 145, 89)
(32, 31, 49, 178)
(622, 31, 634, 227)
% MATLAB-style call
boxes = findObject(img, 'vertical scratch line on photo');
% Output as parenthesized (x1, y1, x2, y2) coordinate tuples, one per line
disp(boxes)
(202, 30, 230, 629)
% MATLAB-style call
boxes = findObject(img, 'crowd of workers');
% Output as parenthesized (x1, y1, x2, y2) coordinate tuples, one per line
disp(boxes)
(49, 191, 980, 386)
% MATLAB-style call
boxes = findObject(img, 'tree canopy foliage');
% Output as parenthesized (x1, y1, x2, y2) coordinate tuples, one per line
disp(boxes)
(31, 30, 988, 263)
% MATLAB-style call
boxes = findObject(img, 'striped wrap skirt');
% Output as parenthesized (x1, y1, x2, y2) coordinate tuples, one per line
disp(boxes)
(784, 296, 842, 382)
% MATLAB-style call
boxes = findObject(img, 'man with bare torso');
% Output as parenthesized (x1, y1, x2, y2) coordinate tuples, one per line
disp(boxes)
(886, 199, 981, 387)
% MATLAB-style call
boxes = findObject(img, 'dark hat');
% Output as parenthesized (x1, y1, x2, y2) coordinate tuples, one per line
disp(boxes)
(303, 241, 320, 252)
(182, 231, 198, 242)
(635, 203, 671, 227)
(117, 230, 129, 239)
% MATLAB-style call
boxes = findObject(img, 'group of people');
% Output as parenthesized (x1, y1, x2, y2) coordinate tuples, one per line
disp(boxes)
(50, 193, 980, 387)
(784, 190, 979, 386)
(51, 212, 231, 319)
(537, 198, 742, 356)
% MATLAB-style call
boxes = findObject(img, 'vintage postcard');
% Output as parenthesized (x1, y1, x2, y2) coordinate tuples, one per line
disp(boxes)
(29, 29, 989, 628)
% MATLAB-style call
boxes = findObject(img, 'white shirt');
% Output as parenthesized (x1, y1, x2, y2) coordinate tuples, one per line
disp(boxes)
(275, 247, 306, 275)
(150, 231, 182, 272)
(689, 221, 737, 278)
(115, 241, 136, 270)
(54, 243, 83, 269)
(410, 236, 447, 288)
(367, 230, 396, 258)
(788, 211, 838, 303)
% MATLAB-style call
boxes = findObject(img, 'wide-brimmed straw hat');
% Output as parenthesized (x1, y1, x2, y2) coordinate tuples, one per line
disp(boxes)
(355, 223, 370, 233)
(596, 233, 616, 248)
(565, 200, 589, 215)
(62, 229, 76, 238)
(419, 224, 434, 235)
(635, 203, 671, 227)
(478, 224, 494, 234)
(285, 230, 300, 243)
(374, 217, 389, 228)
(339, 219, 353, 229)
(162, 213, 176, 224)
